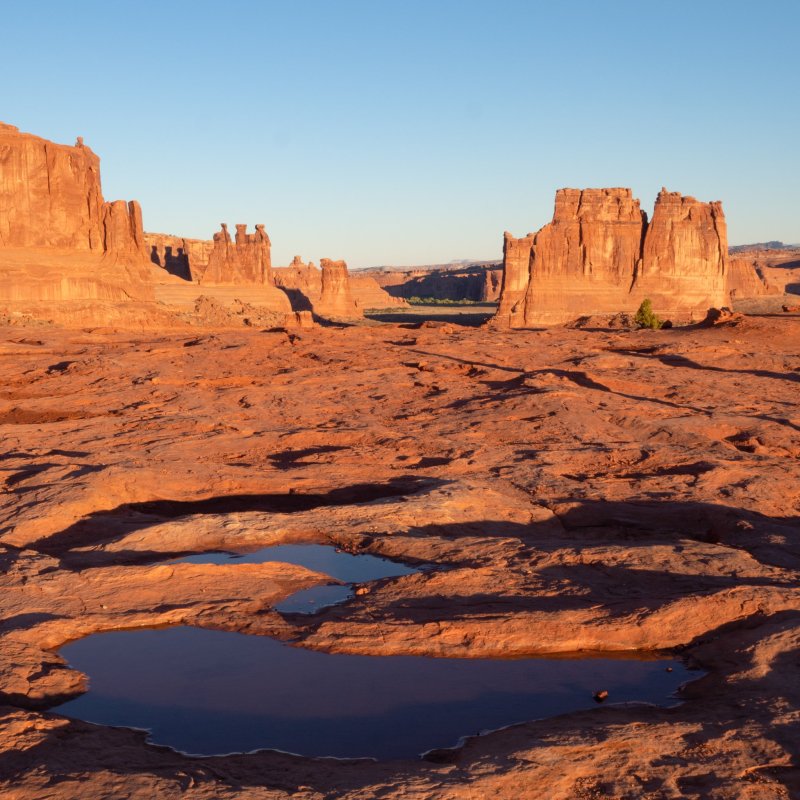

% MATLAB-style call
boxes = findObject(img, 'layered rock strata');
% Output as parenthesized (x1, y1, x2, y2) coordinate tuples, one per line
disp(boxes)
(145, 233, 215, 282)
(495, 187, 729, 326)
(274, 256, 384, 316)
(199, 223, 272, 285)
(316, 258, 362, 319)
(726, 256, 777, 300)
(0, 122, 154, 319)
(365, 263, 501, 303)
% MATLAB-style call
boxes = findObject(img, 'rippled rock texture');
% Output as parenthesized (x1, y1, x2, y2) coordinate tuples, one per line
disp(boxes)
(1, 314, 799, 798)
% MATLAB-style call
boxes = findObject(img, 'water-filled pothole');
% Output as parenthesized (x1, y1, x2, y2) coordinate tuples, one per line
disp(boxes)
(56, 627, 693, 760)
(171, 544, 422, 613)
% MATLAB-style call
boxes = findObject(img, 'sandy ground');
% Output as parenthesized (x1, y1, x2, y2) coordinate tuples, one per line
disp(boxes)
(1, 312, 800, 798)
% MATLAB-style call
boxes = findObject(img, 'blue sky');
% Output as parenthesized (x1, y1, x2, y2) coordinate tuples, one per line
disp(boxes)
(2, 1, 798, 267)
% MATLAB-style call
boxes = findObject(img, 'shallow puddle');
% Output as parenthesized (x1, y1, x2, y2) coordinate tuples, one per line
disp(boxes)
(57, 626, 694, 760)
(171, 544, 421, 614)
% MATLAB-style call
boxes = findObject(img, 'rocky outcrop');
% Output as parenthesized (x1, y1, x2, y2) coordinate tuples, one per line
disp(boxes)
(199, 223, 272, 285)
(316, 259, 362, 319)
(0, 123, 147, 262)
(145, 233, 215, 282)
(274, 257, 387, 316)
(727, 256, 777, 300)
(495, 187, 729, 327)
(350, 274, 408, 309)
(0, 122, 153, 321)
(272, 256, 321, 310)
(634, 190, 728, 313)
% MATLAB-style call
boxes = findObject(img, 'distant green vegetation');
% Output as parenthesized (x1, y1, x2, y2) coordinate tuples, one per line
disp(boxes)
(405, 296, 481, 306)
(634, 298, 663, 329)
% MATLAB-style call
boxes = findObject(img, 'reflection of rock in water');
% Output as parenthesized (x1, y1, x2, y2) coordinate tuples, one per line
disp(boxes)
(56, 626, 692, 759)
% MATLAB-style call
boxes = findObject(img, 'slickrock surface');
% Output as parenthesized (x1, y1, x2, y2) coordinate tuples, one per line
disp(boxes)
(495, 188, 730, 327)
(1, 313, 799, 798)
(0, 123, 155, 325)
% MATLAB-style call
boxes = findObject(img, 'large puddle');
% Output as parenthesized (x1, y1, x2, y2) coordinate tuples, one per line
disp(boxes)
(170, 544, 422, 614)
(57, 627, 693, 760)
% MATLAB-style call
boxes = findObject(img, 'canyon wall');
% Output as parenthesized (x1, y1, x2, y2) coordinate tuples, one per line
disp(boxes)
(0, 122, 153, 316)
(367, 263, 501, 303)
(494, 187, 730, 327)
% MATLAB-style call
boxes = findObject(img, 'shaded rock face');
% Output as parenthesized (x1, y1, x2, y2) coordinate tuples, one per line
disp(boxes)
(274, 257, 375, 317)
(272, 256, 321, 310)
(199, 223, 272, 285)
(145, 233, 215, 282)
(495, 187, 729, 326)
(365, 264, 501, 303)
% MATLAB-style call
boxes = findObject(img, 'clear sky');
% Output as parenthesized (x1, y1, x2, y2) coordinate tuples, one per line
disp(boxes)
(2, 0, 798, 268)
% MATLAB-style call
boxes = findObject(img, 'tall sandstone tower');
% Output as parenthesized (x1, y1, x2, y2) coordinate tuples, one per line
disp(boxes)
(0, 122, 153, 312)
(494, 187, 729, 326)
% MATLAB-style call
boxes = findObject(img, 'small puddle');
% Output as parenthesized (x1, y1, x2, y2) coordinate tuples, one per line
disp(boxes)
(56, 627, 694, 760)
(171, 544, 421, 614)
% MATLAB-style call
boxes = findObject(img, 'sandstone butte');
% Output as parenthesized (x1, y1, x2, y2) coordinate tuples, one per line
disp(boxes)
(147, 234, 394, 317)
(0, 122, 154, 324)
(494, 187, 732, 327)
(0, 122, 370, 325)
(273, 255, 405, 313)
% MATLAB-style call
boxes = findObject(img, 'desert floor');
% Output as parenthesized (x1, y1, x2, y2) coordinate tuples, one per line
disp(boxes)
(1, 312, 799, 798)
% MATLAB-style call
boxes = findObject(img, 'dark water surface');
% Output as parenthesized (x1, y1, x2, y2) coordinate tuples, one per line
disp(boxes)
(171, 544, 421, 614)
(57, 627, 693, 760)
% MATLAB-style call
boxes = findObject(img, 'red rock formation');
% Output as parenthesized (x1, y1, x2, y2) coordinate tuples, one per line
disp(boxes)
(481, 267, 502, 302)
(634, 189, 728, 313)
(495, 232, 536, 326)
(0, 122, 153, 319)
(495, 187, 729, 327)
(274, 257, 395, 314)
(363, 264, 498, 304)
(272, 256, 321, 309)
(726, 256, 777, 300)
(349, 274, 408, 309)
(200, 223, 272, 285)
(316, 258, 362, 319)
(145, 233, 215, 282)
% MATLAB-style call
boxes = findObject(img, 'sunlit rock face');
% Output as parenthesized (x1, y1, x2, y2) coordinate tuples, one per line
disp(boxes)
(494, 187, 729, 326)
(199, 223, 273, 286)
(0, 122, 154, 316)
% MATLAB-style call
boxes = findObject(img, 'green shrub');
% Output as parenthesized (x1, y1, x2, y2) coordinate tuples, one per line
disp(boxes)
(634, 298, 663, 329)
(405, 296, 480, 306)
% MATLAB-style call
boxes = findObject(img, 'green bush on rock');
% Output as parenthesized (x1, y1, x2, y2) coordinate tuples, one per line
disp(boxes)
(634, 299, 663, 329)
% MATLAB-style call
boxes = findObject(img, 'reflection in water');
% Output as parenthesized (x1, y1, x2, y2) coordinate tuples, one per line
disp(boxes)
(57, 627, 694, 760)
(172, 544, 422, 614)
